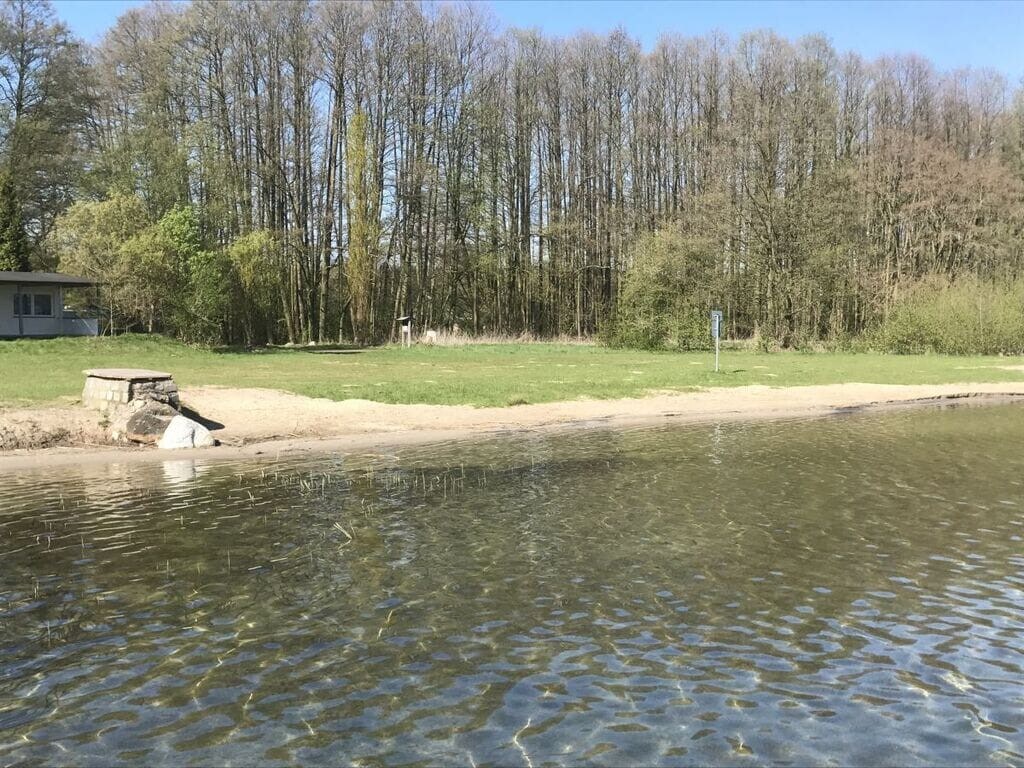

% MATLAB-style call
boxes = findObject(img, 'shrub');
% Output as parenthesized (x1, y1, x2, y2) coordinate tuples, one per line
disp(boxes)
(605, 225, 718, 351)
(869, 276, 1024, 355)
(180, 250, 235, 345)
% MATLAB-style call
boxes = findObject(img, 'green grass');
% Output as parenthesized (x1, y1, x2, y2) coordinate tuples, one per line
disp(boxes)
(2, 334, 1024, 408)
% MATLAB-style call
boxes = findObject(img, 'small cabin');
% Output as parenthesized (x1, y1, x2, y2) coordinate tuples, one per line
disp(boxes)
(0, 272, 99, 339)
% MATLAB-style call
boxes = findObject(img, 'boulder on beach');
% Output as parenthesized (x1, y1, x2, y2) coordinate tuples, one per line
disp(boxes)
(158, 415, 217, 450)
(122, 401, 180, 444)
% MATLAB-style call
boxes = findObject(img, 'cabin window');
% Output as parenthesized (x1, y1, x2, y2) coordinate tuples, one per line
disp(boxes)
(13, 292, 54, 317)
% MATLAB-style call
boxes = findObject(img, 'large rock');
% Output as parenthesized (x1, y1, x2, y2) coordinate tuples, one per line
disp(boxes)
(122, 401, 180, 445)
(158, 415, 216, 450)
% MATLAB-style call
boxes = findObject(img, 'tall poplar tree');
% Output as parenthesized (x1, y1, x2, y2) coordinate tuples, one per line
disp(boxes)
(0, 172, 29, 271)
(344, 109, 377, 345)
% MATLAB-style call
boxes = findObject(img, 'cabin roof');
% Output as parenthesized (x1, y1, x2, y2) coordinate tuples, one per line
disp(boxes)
(0, 271, 98, 287)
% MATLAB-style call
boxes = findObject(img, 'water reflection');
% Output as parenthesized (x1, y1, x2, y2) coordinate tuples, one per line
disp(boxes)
(160, 459, 209, 486)
(2, 405, 1024, 765)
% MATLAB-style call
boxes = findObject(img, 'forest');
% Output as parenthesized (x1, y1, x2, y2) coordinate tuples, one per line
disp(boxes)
(1, 0, 1023, 349)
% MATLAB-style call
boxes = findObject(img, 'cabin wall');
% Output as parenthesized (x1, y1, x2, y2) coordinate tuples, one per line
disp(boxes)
(0, 284, 12, 336)
(0, 284, 95, 337)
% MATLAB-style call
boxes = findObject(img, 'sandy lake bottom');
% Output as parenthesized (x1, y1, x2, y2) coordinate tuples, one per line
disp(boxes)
(1, 403, 1023, 765)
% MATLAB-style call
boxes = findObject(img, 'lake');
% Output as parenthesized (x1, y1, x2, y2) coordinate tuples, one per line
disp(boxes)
(1, 404, 1023, 766)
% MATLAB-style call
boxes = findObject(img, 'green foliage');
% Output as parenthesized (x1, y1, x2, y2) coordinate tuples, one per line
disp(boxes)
(606, 226, 717, 350)
(0, 172, 29, 271)
(49, 194, 149, 274)
(181, 249, 234, 344)
(157, 205, 202, 263)
(26, 4, 1024, 349)
(49, 193, 291, 343)
(345, 109, 378, 344)
(227, 230, 283, 343)
(150, 205, 204, 333)
(0, 1, 89, 251)
(228, 230, 281, 308)
(48, 198, 208, 334)
(115, 226, 181, 329)
(870, 277, 1024, 355)
(48, 194, 152, 328)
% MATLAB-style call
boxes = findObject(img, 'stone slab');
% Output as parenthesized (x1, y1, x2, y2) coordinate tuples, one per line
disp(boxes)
(83, 368, 173, 381)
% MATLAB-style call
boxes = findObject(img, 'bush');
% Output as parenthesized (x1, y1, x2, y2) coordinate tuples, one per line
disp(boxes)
(605, 226, 718, 351)
(869, 277, 1024, 355)
(179, 250, 235, 345)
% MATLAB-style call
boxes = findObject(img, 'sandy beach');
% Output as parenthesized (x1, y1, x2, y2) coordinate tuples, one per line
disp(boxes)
(2, 381, 1024, 471)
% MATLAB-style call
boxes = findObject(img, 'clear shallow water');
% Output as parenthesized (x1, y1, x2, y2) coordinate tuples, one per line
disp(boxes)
(2, 404, 1024, 766)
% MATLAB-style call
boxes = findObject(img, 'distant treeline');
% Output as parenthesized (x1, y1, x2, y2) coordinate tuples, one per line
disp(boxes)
(1, 0, 1023, 347)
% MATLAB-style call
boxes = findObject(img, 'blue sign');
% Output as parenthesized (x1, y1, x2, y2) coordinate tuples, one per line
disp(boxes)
(711, 310, 723, 339)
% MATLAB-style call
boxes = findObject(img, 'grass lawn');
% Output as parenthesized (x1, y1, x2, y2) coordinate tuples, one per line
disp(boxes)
(2, 335, 1024, 408)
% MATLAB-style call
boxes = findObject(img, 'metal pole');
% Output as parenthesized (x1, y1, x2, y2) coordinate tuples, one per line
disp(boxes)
(710, 309, 723, 372)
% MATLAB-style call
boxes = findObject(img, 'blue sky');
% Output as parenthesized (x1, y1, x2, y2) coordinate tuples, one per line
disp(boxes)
(52, 0, 1024, 79)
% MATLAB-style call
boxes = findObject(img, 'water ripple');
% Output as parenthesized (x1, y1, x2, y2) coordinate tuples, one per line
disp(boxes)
(2, 404, 1024, 765)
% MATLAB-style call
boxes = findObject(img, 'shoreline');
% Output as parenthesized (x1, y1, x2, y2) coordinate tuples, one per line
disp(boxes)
(2, 382, 1024, 472)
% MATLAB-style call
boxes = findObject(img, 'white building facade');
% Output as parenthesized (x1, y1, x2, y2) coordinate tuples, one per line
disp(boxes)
(0, 272, 99, 338)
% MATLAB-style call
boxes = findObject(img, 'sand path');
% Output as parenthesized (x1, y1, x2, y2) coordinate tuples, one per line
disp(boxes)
(187, 382, 1024, 441)
(3, 381, 1024, 471)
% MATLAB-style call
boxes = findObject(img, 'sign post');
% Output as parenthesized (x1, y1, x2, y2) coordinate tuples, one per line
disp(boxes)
(710, 310, 723, 373)
(398, 315, 413, 348)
